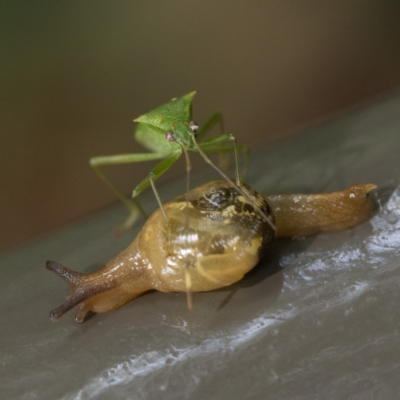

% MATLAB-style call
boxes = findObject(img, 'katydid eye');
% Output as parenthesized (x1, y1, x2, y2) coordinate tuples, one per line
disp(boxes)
(189, 121, 199, 132)
(165, 130, 175, 142)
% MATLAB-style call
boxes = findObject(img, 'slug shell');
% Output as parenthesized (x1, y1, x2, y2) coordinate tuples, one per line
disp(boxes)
(141, 180, 275, 292)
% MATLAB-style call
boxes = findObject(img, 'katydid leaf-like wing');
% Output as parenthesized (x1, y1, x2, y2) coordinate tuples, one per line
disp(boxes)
(134, 91, 195, 131)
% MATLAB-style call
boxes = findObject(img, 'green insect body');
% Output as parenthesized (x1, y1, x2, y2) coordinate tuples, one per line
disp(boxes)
(90, 92, 263, 232)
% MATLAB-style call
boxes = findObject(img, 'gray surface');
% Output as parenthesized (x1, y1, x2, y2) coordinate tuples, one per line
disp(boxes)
(2, 93, 400, 399)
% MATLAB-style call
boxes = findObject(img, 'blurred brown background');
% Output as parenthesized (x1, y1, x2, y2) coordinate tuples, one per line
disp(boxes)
(1, 1, 400, 252)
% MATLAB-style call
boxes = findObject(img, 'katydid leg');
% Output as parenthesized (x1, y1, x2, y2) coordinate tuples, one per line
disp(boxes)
(193, 134, 276, 231)
(90, 152, 167, 231)
(197, 112, 238, 173)
(131, 150, 182, 199)
(199, 133, 249, 185)
(200, 128, 251, 180)
(180, 145, 194, 310)
(197, 112, 224, 140)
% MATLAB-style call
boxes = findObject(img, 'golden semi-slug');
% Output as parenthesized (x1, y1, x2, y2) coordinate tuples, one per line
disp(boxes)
(47, 180, 274, 322)
(47, 180, 376, 323)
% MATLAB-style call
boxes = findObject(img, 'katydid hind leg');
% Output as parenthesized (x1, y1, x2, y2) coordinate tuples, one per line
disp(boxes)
(90, 151, 166, 232)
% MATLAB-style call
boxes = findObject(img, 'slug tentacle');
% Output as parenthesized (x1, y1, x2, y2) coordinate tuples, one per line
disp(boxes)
(49, 290, 100, 322)
(46, 261, 118, 322)
(46, 261, 86, 284)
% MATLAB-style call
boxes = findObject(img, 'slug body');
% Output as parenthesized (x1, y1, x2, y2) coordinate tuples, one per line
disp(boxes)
(47, 180, 274, 322)
(47, 180, 376, 323)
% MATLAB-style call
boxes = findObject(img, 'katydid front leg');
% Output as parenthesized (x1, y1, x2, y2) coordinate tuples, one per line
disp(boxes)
(191, 133, 275, 231)
(198, 133, 250, 186)
(196, 112, 231, 173)
(196, 112, 224, 140)
(197, 113, 250, 180)
(133, 150, 182, 225)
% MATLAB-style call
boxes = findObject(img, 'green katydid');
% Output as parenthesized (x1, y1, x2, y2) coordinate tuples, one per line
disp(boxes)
(90, 91, 276, 234)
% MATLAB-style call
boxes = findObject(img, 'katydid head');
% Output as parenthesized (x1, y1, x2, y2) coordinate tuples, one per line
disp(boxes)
(164, 119, 198, 150)
(165, 121, 198, 148)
